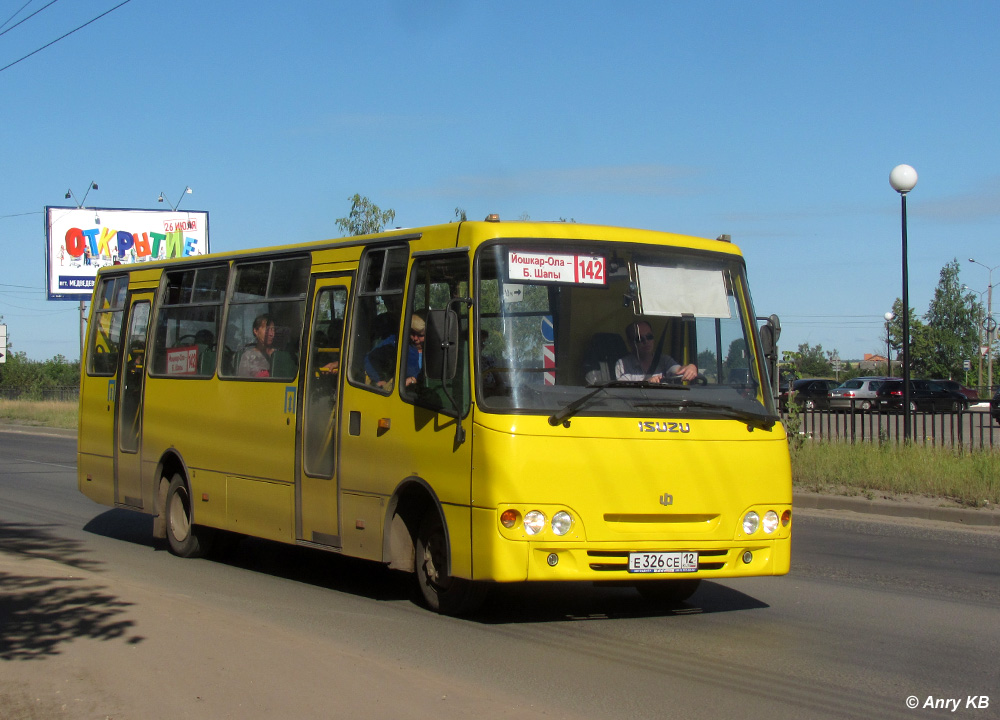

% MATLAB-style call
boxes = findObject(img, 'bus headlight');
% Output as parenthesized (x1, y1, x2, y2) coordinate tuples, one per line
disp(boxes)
(551, 511, 573, 536)
(524, 510, 547, 535)
(742, 511, 760, 535)
(762, 510, 779, 534)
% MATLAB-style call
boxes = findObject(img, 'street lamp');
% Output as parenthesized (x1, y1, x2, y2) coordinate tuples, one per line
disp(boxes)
(65, 181, 98, 208)
(968, 258, 1000, 395)
(963, 284, 990, 390)
(890, 164, 917, 442)
(884, 311, 894, 377)
(158, 186, 192, 211)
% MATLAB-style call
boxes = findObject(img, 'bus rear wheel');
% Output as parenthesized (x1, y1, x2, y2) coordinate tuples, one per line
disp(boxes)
(415, 512, 486, 616)
(165, 473, 214, 558)
(634, 578, 701, 606)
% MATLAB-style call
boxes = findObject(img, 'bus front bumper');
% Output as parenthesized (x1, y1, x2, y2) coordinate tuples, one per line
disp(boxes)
(470, 507, 791, 583)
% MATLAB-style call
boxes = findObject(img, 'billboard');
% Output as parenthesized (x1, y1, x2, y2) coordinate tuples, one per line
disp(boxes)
(44, 206, 210, 300)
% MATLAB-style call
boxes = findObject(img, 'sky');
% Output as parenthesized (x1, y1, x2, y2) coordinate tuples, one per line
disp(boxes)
(2, 0, 1000, 363)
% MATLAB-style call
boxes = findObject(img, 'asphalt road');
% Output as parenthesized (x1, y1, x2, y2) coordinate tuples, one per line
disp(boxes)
(1, 428, 998, 720)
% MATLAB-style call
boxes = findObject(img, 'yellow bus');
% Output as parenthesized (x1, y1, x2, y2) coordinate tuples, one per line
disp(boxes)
(78, 218, 791, 614)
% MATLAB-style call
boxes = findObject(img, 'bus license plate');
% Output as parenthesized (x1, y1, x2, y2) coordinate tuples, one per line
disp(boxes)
(627, 551, 698, 574)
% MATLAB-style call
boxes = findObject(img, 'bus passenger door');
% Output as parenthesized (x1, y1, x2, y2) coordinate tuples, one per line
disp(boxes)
(115, 293, 152, 508)
(297, 276, 351, 546)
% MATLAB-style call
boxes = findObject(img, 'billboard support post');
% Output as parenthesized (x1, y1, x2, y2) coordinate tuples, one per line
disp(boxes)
(79, 300, 86, 365)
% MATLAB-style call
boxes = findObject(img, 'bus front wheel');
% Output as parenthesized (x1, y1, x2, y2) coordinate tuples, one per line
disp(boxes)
(415, 512, 485, 616)
(165, 474, 214, 558)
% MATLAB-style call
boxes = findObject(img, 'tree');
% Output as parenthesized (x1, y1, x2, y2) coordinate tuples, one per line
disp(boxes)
(886, 298, 925, 373)
(923, 259, 980, 379)
(335, 194, 396, 236)
(0, 350, 79, 398)
(788, 342, 835, 377)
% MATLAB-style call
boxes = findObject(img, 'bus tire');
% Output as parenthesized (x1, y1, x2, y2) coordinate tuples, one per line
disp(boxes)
(634, 578, 701, 606)
(165, 473, 214, 558)
(414, 511, 485, 616)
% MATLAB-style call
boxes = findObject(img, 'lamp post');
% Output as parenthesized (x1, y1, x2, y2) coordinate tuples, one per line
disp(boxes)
(158, 186, 193, 211)
(963, 284, 989, 390)
(64, 181, 99, 363)
(890, 164, 917, 442)
(968, 258, 999, 395)
(884, 311, 894, 377)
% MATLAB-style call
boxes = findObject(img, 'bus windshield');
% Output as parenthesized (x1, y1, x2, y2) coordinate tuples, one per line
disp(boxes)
(476, 240, 776, 423)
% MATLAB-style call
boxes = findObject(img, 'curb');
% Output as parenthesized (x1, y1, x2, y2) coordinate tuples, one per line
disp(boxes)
(794, 491, 1000, 528)
(0, 424, 76, 439)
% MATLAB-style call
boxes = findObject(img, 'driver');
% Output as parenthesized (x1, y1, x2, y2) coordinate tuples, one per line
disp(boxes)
(615, 321, 698, 383)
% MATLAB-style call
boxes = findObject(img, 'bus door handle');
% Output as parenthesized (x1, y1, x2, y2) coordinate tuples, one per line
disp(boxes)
(349, 411, 361, 436)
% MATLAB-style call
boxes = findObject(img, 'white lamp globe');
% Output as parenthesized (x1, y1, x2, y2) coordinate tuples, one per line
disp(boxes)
(884, 311, 894, 322)
(890, 164, 918, 194)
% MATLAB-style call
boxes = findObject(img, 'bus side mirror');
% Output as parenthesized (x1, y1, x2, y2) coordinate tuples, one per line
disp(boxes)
(758, 314, 781, 398)
(425, 308, 459, 381)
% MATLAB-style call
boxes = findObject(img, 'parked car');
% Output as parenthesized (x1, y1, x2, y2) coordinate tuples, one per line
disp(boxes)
(828, 376, 888, 411)
(931, 379, 979, 402)
(780, 378, 839, 411)
(873, 379, 969, 413)
(992, 388, 1000, 425)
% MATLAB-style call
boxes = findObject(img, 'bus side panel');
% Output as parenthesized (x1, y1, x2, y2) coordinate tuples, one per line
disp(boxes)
(187, 469, 227, 530)
(140, 376, 297, 540)
(227, 475, 294, 542)
(338, 385, 476, 575)
(78, 373, 117, 506)
(78, 454, 116, 506)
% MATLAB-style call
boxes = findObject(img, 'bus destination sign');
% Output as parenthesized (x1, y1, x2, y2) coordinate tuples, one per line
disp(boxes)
(508, 251, 606, 286)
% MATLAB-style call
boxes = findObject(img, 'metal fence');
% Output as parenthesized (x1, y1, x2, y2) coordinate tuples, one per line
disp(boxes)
(785, 403, 1000, 452)
(0, 386, 80, 402)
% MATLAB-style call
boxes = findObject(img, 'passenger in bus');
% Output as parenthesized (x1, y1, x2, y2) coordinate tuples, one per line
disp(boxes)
(404, 313, 425, 388)
(238, 314, 276, 378)
(317, 319, 343, 376)
(615, 320, 698, 383)
(364, 312, 399, 389)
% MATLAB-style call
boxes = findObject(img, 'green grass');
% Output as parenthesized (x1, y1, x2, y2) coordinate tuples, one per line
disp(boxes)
(792, 441, 1000, 508)
(0, 399, 78, 430)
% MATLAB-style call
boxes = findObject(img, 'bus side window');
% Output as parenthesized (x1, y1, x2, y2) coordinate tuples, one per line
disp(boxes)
(347, 245, 408, 393)
(149, 265, 228, 377)
(87, 275, 129, 376)
(401, 253, 470, 414)
(221, 257, 309, 381)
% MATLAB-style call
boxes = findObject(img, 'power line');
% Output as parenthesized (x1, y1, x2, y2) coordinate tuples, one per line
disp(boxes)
(0, 0, 61, 39)
(0, 0, 38, 32)
(0, 0, 132, 74)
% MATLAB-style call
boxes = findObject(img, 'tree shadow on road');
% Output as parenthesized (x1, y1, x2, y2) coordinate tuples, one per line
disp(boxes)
(0, 521, 141, 660)
(0, 521, 102, 571)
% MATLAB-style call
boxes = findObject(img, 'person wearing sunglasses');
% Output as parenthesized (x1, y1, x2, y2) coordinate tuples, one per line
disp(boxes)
(614, 320, 698, 383)
(404, 313, 426, 388)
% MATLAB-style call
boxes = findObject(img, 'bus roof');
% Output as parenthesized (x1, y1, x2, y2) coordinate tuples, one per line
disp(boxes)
(92, 219, 744, 278)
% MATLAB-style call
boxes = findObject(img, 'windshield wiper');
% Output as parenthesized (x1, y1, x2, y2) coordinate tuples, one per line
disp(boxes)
(638, 398, 777, 431)
(548, 380, 689, 426)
